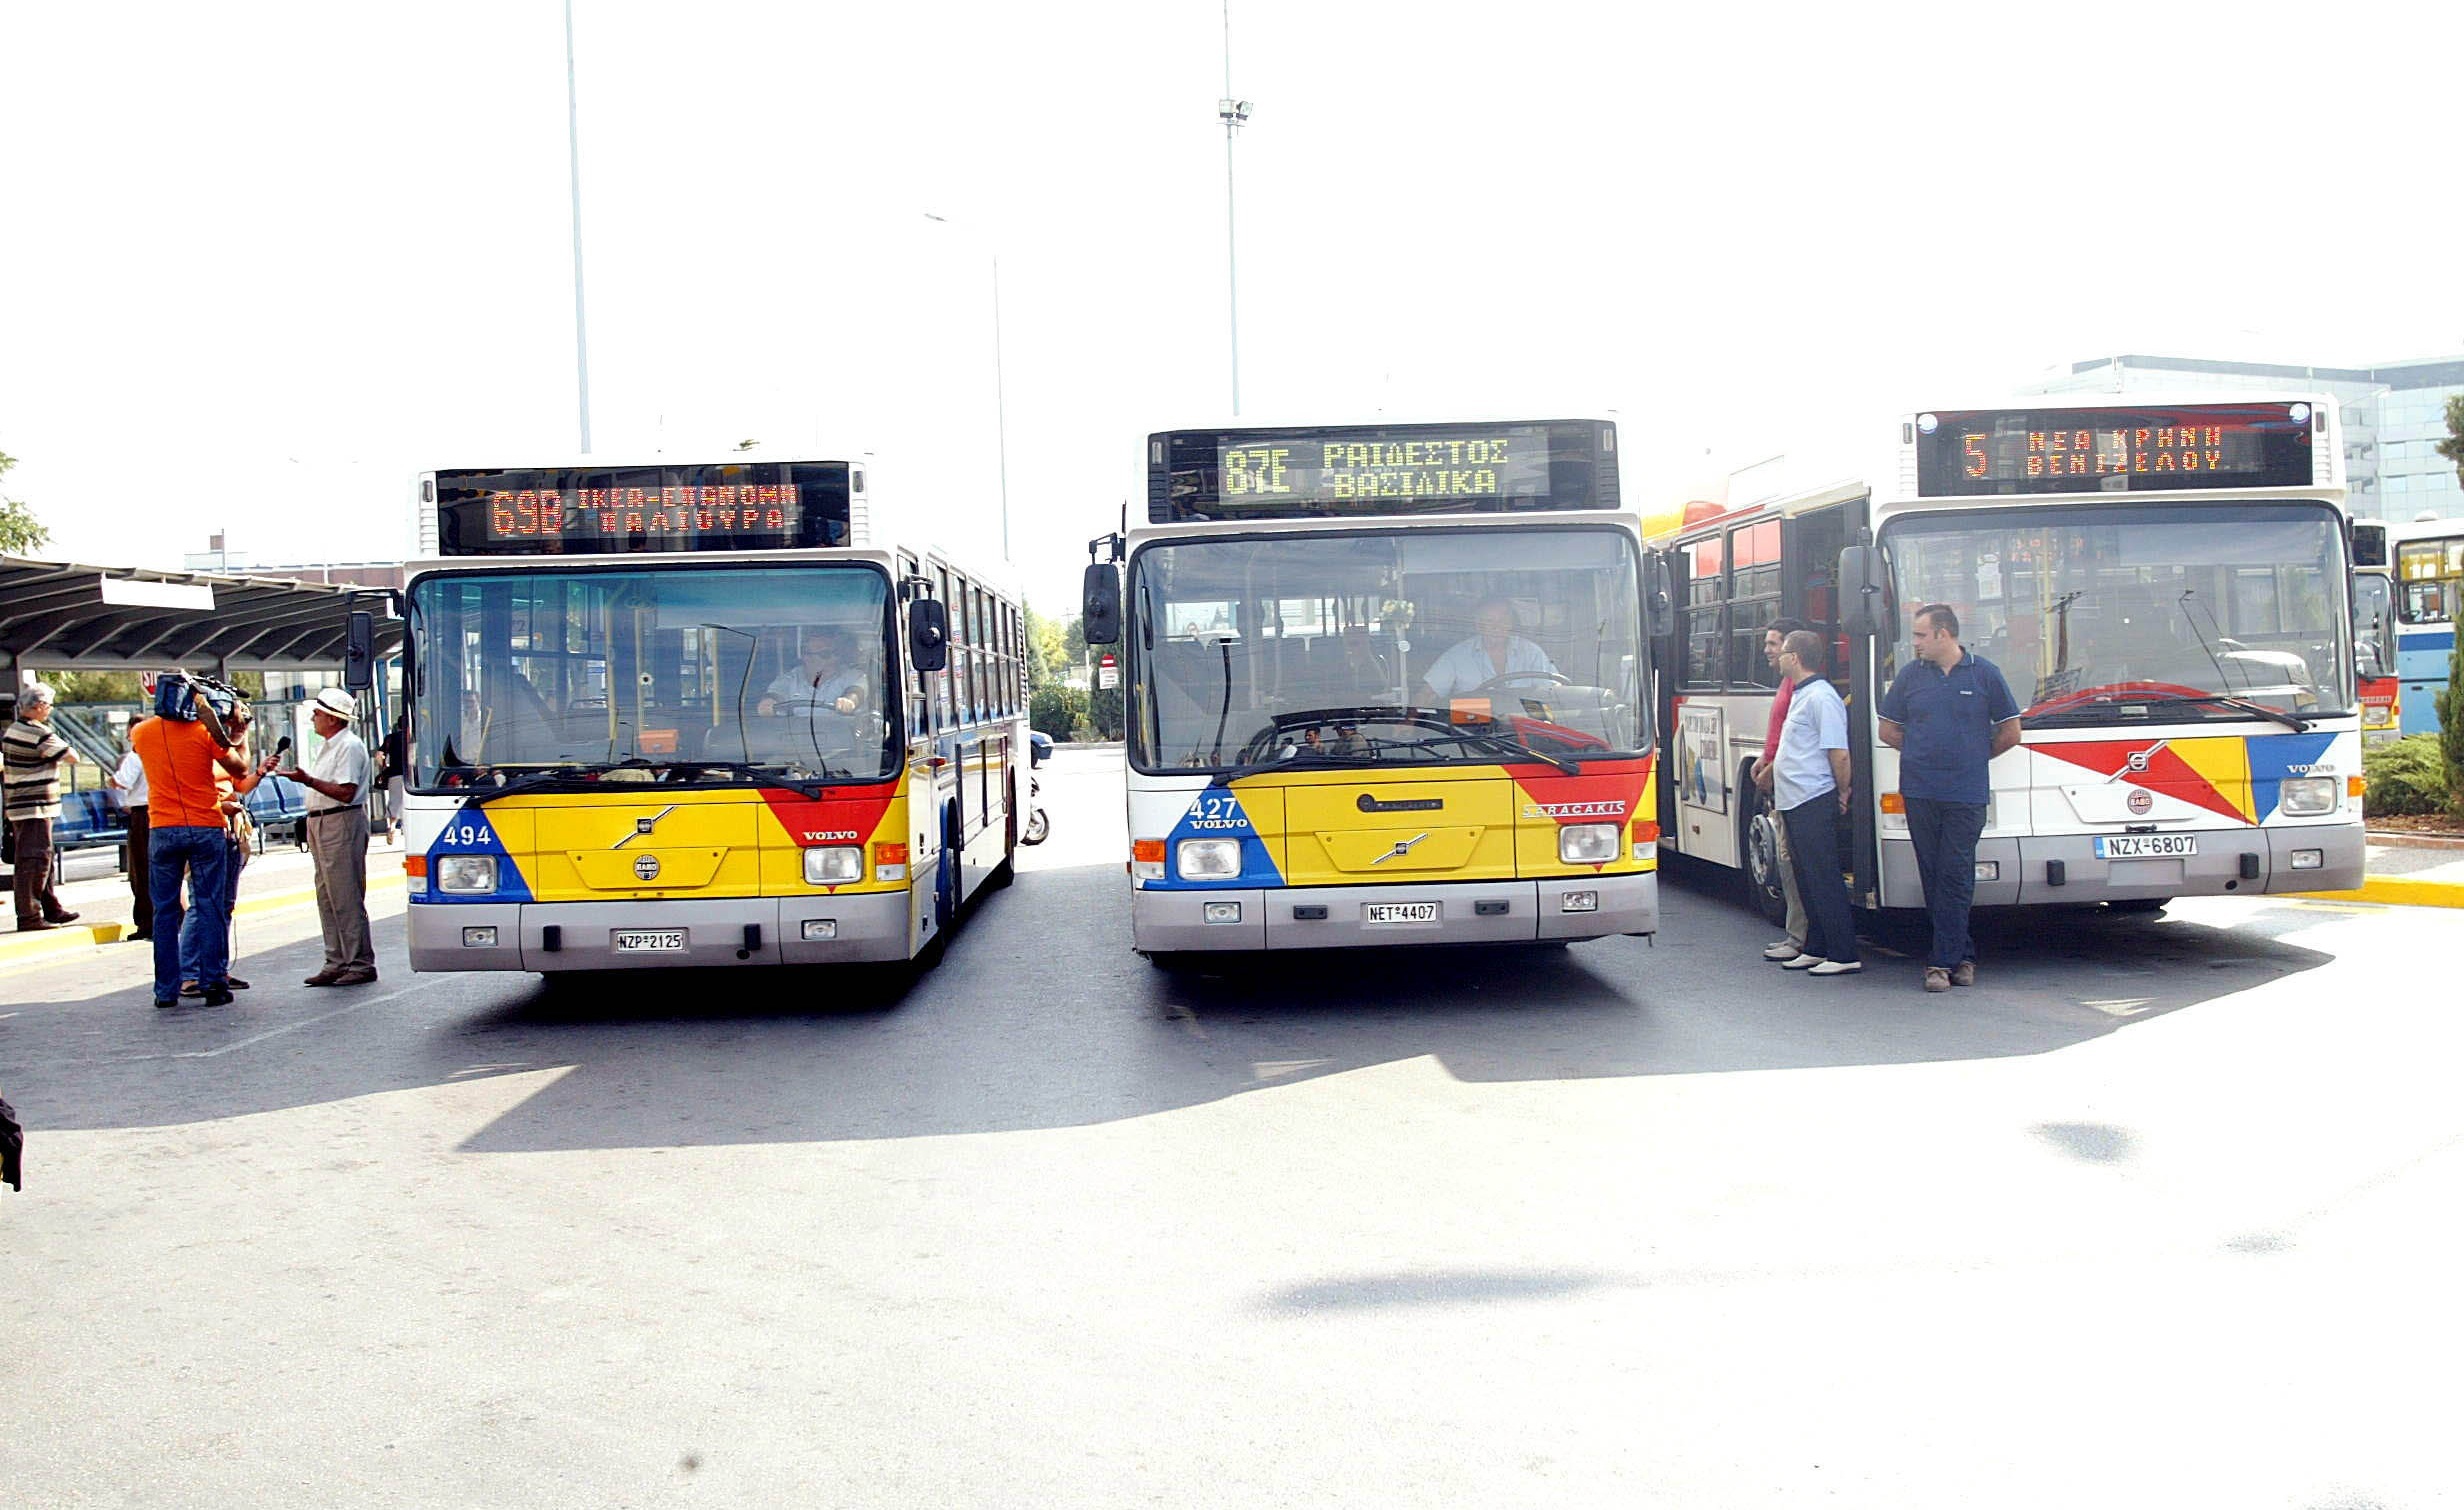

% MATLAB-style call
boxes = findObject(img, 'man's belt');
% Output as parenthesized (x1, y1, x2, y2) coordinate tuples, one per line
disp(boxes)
(308, 807, 359, 818)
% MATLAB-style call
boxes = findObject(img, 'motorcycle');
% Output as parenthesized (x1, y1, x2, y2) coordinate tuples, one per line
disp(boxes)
(1022, 731, 1052, 845)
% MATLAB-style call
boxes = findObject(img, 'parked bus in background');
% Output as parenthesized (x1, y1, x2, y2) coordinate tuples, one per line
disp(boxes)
(1647, 396, 2366, 922)
(2390, 515, 2463, 735)
(2351, 520, 2399, 745)
(1085, 418, 1669, 963)
(402, 457, 1027, 976)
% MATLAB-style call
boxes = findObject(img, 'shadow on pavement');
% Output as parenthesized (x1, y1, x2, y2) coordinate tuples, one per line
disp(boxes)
(3, 856, 2338, 1149)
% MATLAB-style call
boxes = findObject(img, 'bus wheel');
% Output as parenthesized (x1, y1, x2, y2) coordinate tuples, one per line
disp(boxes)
(1742, 789, 1789, 927)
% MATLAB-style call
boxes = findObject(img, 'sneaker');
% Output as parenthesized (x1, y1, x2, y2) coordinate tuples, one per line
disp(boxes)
(201, 986, 235, 1007)
(1924, 967, 1952, 993)
(1808, 959, 1863, 976)
(1762, 940, 1804, 962)
(1951, 961, 1976, 987)
(1781, 953, 1825, 971)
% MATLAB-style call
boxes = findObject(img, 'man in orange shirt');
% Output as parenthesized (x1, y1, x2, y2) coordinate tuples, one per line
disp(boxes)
(178, 704, 275, 997)
(131, 697, 253, 1009)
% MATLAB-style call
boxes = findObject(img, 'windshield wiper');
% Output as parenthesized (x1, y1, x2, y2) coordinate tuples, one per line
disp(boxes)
(1420, 720, 1581, 775)
(2133, 693, 2313, 733)
(1214, 745, 1389, 784)
(464, 760, 638, 805)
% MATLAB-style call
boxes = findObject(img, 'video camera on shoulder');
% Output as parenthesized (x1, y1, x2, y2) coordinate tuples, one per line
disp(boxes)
(152, 671, 248, 745)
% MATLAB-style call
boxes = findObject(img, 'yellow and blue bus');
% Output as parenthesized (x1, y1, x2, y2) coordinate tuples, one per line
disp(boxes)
(402, 457, 1028, 975)
(1084, 418, 1668, 962)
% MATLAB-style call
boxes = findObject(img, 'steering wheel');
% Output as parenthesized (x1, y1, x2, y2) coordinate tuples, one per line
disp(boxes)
(771, 697, 852, 717)
(1464, 671, 1570, 696)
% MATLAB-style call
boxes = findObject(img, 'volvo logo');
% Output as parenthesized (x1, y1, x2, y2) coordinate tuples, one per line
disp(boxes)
(2126, 788, 2154, 815)
(1371, 832, 1429, 866)
(633, 854, 662, 881)
(2124, 748, 2156, 774)
(614, 805, 680, 849)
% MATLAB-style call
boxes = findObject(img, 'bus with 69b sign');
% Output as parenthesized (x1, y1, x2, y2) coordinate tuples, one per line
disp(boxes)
(402, 457, 1031, 977)
(1084, 418, 1672, 964)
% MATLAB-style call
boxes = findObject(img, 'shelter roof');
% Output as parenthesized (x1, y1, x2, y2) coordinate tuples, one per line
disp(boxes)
(0, 555, 402, 674)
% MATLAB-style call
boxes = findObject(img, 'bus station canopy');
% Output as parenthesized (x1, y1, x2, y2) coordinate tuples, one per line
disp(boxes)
(0, 555, 402, 676)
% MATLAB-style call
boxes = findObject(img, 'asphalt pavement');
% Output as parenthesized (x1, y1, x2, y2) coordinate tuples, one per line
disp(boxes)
(3, 746, 2459, 1508)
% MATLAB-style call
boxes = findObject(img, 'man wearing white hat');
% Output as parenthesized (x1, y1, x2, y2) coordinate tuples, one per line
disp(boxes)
(280, 689, 377, 986)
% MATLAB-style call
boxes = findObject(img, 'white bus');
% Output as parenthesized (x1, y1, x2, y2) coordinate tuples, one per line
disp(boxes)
(1649, 395, 2367, 920)
(2389, 515, 2463, 735)
(401, 457, 1030, 976)
(1084, 418, 1671, 962)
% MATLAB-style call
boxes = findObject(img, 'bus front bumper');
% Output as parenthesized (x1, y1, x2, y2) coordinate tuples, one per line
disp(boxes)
(1883, 824, 2367, 904)
(1131, 873, 1657, 953)
(408, 892, 913, 971)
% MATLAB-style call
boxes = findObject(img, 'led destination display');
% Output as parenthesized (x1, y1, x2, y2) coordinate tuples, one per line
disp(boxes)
(1150, 419, 1617, 522)
(1915, 403, 2317, 496)
(432, 463, 855, 555)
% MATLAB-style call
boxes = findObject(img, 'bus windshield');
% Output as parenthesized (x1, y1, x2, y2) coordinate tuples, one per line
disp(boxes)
(1883, 503, 2353, 725)
(1127, 526, 1648, 772)
(408, 564, 897, 788)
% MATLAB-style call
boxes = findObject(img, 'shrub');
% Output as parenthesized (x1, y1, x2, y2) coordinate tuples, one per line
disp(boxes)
(1029, 684, 1087, 741)
(2363, 733, 2452, 818)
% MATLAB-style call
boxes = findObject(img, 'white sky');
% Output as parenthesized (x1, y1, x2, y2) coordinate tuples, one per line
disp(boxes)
(5, 1, 2461, 613)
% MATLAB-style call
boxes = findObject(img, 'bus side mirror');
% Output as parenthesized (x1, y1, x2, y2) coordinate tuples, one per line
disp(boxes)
(343, 610, 376, 693)
(908, 599, 949, 673)
(1838, 545, 1895, 641)
(1646, 554, 1676, 639)
(1082, 563, 1122, 645)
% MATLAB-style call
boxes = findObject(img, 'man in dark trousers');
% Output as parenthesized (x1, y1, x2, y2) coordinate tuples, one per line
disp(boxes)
(1771, 630, 1859, 977)
(1879, 603, 2022, 993)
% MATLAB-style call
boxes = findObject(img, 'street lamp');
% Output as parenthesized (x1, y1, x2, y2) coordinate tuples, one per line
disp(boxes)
(564, 0, 593, 453)
(1219, 0, 1251, 416)
(922, 213, 1012, 565)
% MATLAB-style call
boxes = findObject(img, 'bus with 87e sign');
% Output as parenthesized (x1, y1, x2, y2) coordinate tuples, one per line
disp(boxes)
(1083, 418, 1672, 963)
(402, 457, 1031, 976)
(1648, 395, 2367, 923)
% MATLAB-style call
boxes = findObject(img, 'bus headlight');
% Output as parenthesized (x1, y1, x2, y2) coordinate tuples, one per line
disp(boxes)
(803, 846, 863, 884)
(1177, 838, 1242, 880)
(2279, 777, 2337, 816)
(436, 855, 498, 894)
(1559, 823, 1620, 864)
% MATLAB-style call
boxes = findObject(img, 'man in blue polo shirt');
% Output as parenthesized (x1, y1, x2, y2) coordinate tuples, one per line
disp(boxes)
(1879, 603, 2021, 993)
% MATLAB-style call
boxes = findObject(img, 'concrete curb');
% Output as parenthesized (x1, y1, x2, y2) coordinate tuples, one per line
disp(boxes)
(0, 871, 405, 971)
(2367, 830, 2464, 852)
(2286, 874, 2464, 910)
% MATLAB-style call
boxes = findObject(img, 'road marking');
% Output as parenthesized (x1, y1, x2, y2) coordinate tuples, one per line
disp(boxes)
(2, 982, 424, 1071)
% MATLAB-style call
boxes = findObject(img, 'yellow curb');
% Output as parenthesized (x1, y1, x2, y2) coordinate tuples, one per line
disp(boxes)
(0, 873, 405, 971)
(2286, 875, 2464, 909)
(0, 919, 126, 966)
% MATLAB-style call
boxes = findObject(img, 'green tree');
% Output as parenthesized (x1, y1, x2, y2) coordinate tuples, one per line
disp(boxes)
(1021, 602, 1068, 690)
(2437, 393, 2464, 487)
(0, 448, 49, 554)
(1061, 614, 1088, 667)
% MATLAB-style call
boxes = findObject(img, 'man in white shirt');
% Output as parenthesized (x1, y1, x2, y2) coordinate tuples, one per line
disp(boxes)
(109, 736, 155, 940)
(280, 688, 377, 986)
(1416, 599, 1559, 707)
(758, 628, 869, 718)
(1771, 630, 1859, 976)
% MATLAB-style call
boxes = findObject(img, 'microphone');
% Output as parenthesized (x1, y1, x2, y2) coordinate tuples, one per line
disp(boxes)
(274, 735, 294, 760)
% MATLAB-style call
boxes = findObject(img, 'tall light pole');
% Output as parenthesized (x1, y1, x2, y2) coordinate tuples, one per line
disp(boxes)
(1219, 1, 1251, 416)
(923, 213, 1012, 564)
(564, 0, 593, 453)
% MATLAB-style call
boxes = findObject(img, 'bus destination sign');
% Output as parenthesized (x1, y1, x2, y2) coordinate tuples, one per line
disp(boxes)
(1218, 428, 1553, 508)
(1915, 403, 2316, 496)
(432, 463, 855, 555)
(1150, 419, 1616, 522)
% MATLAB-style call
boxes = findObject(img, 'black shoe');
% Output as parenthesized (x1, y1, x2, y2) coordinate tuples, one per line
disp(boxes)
(126, 929, 152, 942)
(43, 909, 80, 925)
(155, 997, 180, 1009)
(226, 976, 251, 990)
(201, 987, 235, 1007)
(16, 917, 58, 933)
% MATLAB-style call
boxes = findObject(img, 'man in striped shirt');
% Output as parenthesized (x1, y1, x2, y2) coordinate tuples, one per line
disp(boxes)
(5, 682, 81, 931)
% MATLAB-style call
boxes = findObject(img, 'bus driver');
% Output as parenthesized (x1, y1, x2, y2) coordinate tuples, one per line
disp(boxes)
(1416, 597, 1558, 707)
(758, 628, 869, 717)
